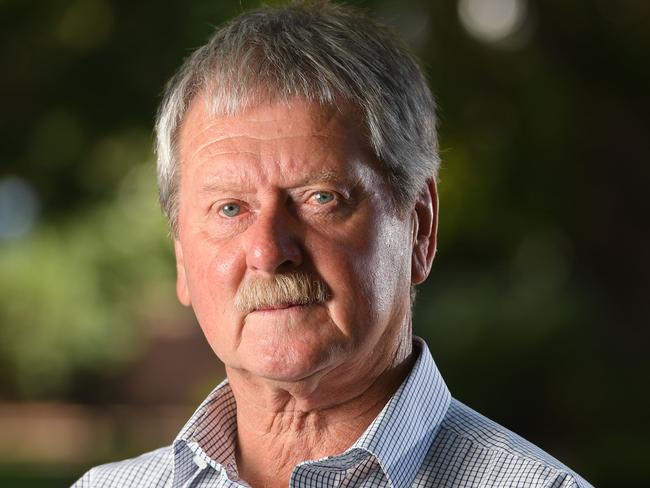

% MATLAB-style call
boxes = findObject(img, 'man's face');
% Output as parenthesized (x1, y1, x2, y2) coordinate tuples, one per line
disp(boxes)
(174, 96, 435, 388)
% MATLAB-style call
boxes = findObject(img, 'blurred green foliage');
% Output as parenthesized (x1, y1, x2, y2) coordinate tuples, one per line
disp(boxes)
(0, 150, 177, 396)
(1, 0, 649, 486)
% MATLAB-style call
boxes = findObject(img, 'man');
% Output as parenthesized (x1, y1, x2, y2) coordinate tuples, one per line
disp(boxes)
(74, 2, 592, 487)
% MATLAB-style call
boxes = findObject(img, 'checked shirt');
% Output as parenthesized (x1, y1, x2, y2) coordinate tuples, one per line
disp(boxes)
(73, 338, 593, 487)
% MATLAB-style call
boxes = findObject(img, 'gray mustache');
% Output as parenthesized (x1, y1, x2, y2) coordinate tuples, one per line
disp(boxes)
(234, 272, 330, 314)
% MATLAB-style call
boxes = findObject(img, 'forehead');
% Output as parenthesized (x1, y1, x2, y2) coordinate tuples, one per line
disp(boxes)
(178, 95, 370, 168)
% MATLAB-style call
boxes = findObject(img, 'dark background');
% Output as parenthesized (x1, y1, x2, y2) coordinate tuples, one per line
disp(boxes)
(0, 0, 648, 486)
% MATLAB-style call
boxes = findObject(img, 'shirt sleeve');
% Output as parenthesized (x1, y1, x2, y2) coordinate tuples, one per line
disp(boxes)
(70, 468, 93, 487)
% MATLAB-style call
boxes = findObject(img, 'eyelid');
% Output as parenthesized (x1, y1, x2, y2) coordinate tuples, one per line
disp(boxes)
(302, 183, 350, 198)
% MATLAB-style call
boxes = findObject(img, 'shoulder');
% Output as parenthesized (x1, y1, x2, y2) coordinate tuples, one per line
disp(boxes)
(71, 446, 173, 488)
(417, 399, 594, 488)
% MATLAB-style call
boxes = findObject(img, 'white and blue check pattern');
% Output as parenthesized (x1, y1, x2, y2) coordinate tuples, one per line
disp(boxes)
(73, 338, 593, 487)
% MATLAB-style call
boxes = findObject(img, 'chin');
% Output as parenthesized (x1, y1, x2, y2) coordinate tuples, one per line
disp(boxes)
(245, 339, 339, 384)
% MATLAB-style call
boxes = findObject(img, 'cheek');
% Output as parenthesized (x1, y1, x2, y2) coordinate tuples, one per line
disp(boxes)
(309, 218, 408, 327)
(183, 241, 247, 362)
(375, 224, 412, 311)
(341, 218, 411, 317)
(183, 239, 243, 317)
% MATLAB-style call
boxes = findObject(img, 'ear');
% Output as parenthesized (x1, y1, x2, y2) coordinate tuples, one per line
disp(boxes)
(411, 177, 438, 285)
(174, 239, 192, 306)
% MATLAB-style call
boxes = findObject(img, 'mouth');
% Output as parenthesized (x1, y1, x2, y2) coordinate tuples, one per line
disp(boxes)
(253, 303, 309, 312)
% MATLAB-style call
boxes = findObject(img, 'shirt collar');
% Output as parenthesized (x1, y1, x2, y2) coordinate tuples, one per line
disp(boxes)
(172, 377, 238, 484)
(349, 337, 451, 488)
(171, 337, 450, 488)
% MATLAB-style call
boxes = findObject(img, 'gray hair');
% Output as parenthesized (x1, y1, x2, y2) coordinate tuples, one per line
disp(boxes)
(155, 1, 440, 233)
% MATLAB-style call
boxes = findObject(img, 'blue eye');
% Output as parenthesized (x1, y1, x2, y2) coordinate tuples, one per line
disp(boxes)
(313, 191, 335, 204)
(220, 203, 241, 217)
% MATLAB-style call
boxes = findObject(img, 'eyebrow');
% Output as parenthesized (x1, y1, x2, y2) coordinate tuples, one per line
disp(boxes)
(300, 170, 346, 186)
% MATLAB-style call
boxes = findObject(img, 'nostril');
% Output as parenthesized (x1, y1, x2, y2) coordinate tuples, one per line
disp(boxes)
(246, 217, 302, 272)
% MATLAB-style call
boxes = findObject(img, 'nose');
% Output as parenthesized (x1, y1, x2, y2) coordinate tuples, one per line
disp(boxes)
(245, 204, 303, 273)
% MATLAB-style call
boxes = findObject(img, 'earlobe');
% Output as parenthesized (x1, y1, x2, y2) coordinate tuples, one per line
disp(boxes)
(174, 240, 192, 306)
(411, 177, 438, 285)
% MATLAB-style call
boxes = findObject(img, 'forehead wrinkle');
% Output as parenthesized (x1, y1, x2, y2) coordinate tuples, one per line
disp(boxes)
(180, 101, 360, 170)
(199, 168, 357, 196)
(186, 137, 354, 184)
(186, 133, 258, 164)
(189, 100, 349, 141)
(195, 131, 349, 148)
(186, 131, 349, 167)
(200, 174, 257, 194)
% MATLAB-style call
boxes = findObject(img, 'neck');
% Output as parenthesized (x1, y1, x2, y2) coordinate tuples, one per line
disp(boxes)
(229, 331, 414, 488)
